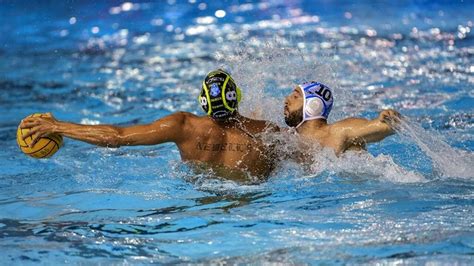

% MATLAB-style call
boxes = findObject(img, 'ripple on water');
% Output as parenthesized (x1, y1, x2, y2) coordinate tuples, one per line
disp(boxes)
(0, 0, 473, 264)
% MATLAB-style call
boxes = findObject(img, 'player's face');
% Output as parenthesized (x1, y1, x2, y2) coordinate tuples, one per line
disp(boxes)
(284, 86, 304, 127)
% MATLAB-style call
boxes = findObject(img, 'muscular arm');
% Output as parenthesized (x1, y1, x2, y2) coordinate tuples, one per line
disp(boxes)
(21, 112, 189, 148)
(338, 109, 400, 145)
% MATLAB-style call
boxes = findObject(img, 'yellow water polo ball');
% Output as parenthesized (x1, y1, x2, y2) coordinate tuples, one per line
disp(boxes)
(17, 113, 63, 159)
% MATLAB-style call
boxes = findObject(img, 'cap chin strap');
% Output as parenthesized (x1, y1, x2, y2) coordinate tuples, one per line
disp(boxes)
(295, 120, 305, 129)
(295, 116, 327, 129)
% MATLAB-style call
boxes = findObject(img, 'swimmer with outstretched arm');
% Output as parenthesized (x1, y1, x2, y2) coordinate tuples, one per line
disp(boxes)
(20, 70, 278, 181)
(20, 70, 399, 179)
(283, 81, 400, 155)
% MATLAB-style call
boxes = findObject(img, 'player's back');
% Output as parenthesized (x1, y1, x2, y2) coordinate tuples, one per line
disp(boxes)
(176, 113, 276, 181)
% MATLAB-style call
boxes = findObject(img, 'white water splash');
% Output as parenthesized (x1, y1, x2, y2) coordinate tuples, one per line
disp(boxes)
(262, 130, 425, 183)
(397, 118, 474, 179)
(216, 38, 350, 124)
(310, 151, 427, 183)
(215, 38, 426, 183)
(215, 38, 471, 183)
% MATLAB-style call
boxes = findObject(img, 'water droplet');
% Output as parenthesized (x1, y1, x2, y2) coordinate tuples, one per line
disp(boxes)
(215, 10, 226, 18)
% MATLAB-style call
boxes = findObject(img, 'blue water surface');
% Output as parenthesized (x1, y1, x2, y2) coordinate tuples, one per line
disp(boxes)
(0, 0, 473, 264)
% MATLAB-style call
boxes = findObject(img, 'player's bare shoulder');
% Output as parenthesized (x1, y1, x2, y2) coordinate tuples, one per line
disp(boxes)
(166, 111, 192, 125)
(326, 117, 367, 139)
(331, 117, 369, 130)
(178, 112, 216, 131)
(174, 111, 196, 120)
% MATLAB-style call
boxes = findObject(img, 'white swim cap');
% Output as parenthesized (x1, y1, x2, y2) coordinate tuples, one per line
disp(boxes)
(296, 81, 334, 128)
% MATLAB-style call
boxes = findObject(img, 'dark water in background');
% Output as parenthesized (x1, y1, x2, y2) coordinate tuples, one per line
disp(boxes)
(0, 0, 473, 264)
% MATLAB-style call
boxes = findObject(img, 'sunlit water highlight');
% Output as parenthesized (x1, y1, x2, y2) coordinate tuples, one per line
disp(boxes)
(0, 0, 473, 264)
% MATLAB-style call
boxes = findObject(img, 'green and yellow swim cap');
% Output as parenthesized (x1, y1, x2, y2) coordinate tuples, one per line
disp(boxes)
(199, 69, 242, 119)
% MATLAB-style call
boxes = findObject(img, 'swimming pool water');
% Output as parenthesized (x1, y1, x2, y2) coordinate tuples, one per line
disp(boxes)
(0, 0, 473, 264)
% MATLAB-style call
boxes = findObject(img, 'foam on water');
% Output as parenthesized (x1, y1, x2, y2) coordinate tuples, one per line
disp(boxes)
(265, 116, 473, 183)
(259, 129, 426, 183)
(309, 150, 427, 183)
(1, 1, 473, 263)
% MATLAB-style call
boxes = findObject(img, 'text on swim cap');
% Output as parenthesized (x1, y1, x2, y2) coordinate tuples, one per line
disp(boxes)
(308, 84, 332, 101)
(200, 96, 208, 106)
(226, 91, 237, 101)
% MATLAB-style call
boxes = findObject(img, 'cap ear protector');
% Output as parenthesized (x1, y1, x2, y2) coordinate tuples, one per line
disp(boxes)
(199, 69, 242, 119)
(296, 81, 334, 128)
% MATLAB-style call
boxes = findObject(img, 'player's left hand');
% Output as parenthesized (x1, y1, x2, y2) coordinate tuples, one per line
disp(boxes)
(379, 109, 402, 127)
(20, 113, 59, 147)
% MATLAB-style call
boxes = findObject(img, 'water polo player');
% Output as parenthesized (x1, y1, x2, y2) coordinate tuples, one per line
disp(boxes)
(284, 81, 401, 155)
(20, 69, 278, 181)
